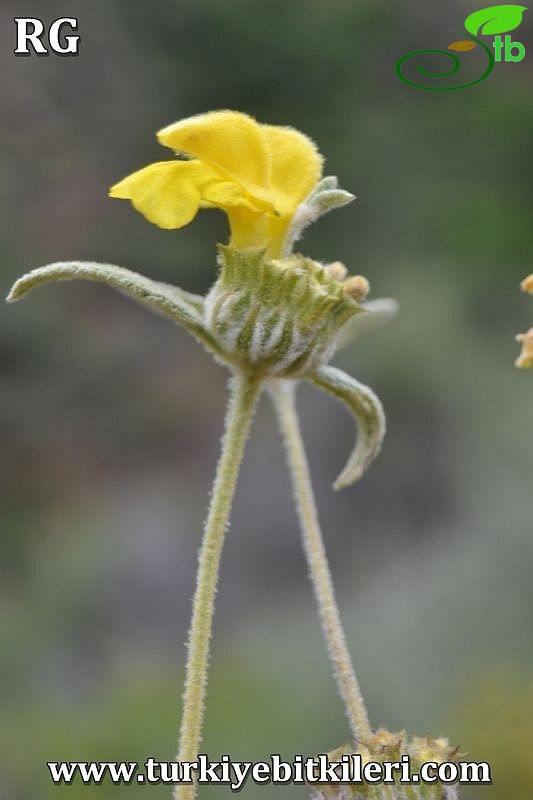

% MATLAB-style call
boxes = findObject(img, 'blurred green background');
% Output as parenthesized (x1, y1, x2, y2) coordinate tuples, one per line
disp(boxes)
(1, 0, 532, 797)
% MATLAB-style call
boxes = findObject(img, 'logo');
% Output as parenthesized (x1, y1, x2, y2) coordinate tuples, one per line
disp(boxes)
(396, 4, 527, 90)
(14, 17, 80, 57)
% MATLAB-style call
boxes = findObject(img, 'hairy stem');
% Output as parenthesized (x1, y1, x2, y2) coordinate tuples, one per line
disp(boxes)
(270, 379, 371, 743)
(174, 371, 261, 800)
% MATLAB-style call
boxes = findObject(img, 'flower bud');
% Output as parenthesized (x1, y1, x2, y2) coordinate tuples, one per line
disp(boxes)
(325, 261, 348, 282)
(343, 275, 370, 302)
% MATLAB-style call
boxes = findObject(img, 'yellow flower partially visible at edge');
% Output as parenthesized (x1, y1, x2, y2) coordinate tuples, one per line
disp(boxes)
(515, 328, 533, 368)
(515, 273, 533, 368)
(109, 110, 323, 257)
(521, 274, 533, 295)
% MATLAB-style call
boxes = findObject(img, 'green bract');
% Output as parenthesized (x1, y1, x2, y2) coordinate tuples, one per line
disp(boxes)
(7, 250, 396, 490)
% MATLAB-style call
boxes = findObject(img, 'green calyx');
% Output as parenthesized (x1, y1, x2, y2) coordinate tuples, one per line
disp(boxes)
(204, 246, 364, 377)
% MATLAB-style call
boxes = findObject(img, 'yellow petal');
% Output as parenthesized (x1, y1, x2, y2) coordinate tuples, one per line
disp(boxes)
(201, 180, 268, 212)
(225, 207, 268, 250)
(262, 124, 323, 215)
(157, 110, 272, 204)
(110, 161, 204, 229)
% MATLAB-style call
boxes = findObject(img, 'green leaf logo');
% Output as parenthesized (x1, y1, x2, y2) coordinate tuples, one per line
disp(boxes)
(465, 4, 527, 36)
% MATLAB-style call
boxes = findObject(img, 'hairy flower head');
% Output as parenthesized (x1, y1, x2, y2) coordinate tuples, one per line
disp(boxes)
(311, 730, 461, 800)
(109, 110, 328, 257)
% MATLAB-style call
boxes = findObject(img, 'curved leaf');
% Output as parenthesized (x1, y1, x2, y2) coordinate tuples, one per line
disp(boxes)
(6, 261, 222, 358)
(464, 5, 527, 36)
(309, 365, 386, 490)
(282, 175, 355, 256)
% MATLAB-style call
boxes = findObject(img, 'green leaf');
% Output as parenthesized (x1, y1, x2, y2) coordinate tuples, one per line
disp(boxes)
(464, 5, 527, 36)
(6, 261, 222, 359)
(309, 365, 386, 490)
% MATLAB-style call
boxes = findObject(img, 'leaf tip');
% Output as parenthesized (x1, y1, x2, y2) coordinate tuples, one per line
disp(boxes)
(333, 473, 358, 491)
(5, 282, 22, 303)
(333, 460, 369, 490)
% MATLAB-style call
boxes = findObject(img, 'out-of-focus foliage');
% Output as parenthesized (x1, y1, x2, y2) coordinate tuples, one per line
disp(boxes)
(1, 0, 532, 797)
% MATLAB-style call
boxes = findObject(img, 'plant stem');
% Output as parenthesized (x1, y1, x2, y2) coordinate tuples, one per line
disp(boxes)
(270, 378, 371, 743)
(174, 371, 261, 800)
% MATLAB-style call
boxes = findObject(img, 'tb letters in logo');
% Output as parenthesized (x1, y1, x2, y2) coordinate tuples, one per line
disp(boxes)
(14, 18, 80, 57)
(396, 4, 527, 90)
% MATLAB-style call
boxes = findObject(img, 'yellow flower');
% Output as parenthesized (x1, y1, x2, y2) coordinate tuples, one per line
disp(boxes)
(515, 274, 533, 368)
(515, 328, 533, 368)
(521, 274, 533, 294)
(109, 110, 323, 257)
